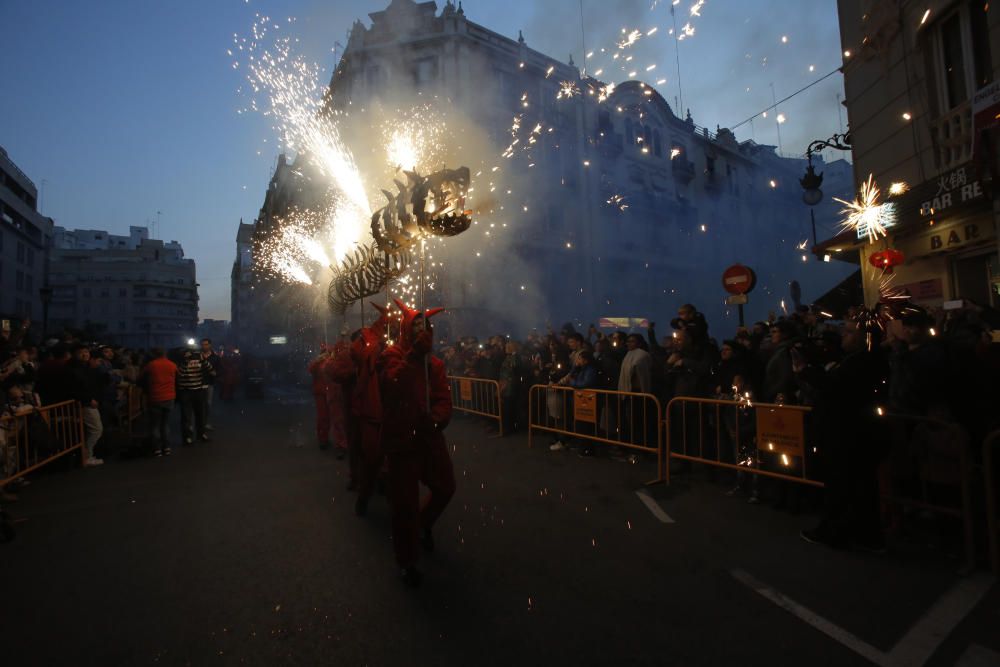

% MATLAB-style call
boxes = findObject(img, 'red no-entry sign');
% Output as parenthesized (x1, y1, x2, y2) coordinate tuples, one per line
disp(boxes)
(722, 264, 757, 296)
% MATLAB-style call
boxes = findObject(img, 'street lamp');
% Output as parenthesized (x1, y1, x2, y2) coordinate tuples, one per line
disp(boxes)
(801, 132, 852, 244)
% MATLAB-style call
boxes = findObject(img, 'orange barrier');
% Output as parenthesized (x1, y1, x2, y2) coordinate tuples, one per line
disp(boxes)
(986, 429, 1000, 575)
(528, 384, 665, 483)
(0, 400, 86, 486)
(116, 384, 146, 437)
(448, 376, 503, 436)
(663, 397, 822, 487)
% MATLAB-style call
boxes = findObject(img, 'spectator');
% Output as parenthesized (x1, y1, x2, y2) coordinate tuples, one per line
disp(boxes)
(618, 334, 652, 394)
(177, 347, 209, 445)
(35, 346, 72, 406)
(498, 340, 526, 435)
(200, 338, 221, 430)
(761, 320, 797, 403)
(141, 348, 178, 457)
(670, 303, 709, 347)
(67, 345, 104, 467)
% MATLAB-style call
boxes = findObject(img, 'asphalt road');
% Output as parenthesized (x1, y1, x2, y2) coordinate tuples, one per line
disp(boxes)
(3, 387, 997, 666)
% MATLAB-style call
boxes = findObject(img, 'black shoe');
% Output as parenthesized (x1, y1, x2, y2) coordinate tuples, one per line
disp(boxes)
(199, 434, 211, 443)
(401, 566, 423, 588)
(163, 447, 172, 457)
(335, 448, 346, 461)
(800, 528, 842, 549)
(355, 495, 368, 517)
(184, 437, 193, 446)
(318, 441, 331, 450)
(153, 449, 162, 457)
(577, 446, 595, 458)
(421, 527, 435, 553)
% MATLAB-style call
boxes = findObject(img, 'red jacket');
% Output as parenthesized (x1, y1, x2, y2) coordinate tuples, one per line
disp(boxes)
(143, 357, 178, 403)
(307, 354, 330, 395)
(379, 347, 451, 453)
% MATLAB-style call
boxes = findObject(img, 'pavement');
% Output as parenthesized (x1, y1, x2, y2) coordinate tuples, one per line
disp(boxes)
(2, 386, 997, 666)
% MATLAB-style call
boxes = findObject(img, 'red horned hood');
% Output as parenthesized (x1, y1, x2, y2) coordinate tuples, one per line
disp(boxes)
(393, 298, 444, 354)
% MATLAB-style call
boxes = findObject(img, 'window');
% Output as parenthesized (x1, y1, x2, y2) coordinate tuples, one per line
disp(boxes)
(26, 275, 32, 295)
(930, 2, 994, 112)
(26, 248, 34, 267)
(16, 242, 25, 263)
(119, 288, 127, 297)
(100, 288, 110, 298)
(412, 57, 438, 87)
(82, 288, 91, 297)
(16, 270, 24, 291)
(119, 321, 127, 331)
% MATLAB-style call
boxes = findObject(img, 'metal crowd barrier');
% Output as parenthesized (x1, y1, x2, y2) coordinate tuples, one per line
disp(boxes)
(116, 384, 146, 437)
(0, 400, 86, 486)
(663, 397, 822, 487)
(986, 429, 1000, 576)
(880, 413, 976, 574)
(448, 376, 503, 436)
(528, 384, 665, 482)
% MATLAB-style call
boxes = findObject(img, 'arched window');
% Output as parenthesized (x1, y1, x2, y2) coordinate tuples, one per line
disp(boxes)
(654, 130, 662, 157)
(643, 126, 653, 148)
(625, 118, 634, 145)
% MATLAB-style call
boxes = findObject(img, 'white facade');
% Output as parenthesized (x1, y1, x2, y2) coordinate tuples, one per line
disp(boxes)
(0, 146, 54, 321)
(48, 226, 199, 348)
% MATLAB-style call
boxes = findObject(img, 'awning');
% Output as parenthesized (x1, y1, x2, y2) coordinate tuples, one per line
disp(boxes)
(812, 269, 863, 318)
(812, 229, 861, 263)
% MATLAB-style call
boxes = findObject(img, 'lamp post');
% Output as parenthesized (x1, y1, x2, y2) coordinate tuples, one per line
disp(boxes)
(801, 132, 852, 245)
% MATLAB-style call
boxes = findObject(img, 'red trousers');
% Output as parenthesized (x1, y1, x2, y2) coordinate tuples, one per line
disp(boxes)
(327, 385, 347, 450)
(314, 393, 331, 444)
(386, 435, 456, 567)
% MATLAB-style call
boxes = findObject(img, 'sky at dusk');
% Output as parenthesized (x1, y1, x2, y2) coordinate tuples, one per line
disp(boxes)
(0, 0, 847, 321)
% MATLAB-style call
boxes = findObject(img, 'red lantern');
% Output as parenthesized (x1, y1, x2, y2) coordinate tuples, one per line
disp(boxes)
(869, 248, 905, 273)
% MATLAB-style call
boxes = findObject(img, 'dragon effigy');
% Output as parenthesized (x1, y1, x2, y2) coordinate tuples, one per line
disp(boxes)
(328, 167, 472, 315)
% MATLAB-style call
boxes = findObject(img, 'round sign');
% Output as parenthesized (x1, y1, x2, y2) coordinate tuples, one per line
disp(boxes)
(722, 264, 757, 296)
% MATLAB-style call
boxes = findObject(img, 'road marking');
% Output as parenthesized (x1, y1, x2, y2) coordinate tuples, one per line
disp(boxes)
(731, 568, 997, 667)
(885, 574, 995, 667)
(635, 490, 675, 524)
(955, 644, 1000, 667)
(730, 568, 885, 665)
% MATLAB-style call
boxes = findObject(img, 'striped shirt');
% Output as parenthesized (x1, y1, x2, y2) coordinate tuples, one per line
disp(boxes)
(177, 356, 205, 391)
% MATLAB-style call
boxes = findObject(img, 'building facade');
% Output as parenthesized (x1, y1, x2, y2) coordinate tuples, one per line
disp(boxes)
(819, 0, 999, 312)
(248, 0, 854, 343)
(0, 146, 54, 322)
(230, 220, 256, 351)
(48, 226, 199, 348)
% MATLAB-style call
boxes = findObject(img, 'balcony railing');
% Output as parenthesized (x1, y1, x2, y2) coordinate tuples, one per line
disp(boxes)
(929, 101, 972, 172)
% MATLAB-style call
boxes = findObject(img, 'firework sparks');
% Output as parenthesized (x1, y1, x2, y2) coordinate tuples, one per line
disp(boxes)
(834, 174, 897, 243)
(557, 81, 581, 100)
(606, 194, 629, 212)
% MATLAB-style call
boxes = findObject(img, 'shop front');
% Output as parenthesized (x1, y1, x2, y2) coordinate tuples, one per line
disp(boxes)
(816, 163, 999, 312)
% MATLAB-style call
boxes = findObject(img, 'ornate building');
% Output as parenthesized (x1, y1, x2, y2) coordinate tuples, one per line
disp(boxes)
(245, 0, 853, 345)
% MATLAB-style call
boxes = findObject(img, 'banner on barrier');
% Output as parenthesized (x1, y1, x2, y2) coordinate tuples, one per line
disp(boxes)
(459, 379, 473, 402)
(756, 407, 804, 458)
(574, 390, 597, 423)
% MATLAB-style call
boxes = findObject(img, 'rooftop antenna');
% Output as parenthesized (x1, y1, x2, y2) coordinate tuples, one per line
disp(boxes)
(670, 3, 685, 116)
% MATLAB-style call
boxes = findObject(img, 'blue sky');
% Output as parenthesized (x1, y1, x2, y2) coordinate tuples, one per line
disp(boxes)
(0, 0, 846, 320)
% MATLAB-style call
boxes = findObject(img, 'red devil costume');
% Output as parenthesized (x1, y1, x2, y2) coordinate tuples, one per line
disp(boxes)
(327, 304, 393, 504)
(307, 345, 334, 450)
(380, 298, 456, 586)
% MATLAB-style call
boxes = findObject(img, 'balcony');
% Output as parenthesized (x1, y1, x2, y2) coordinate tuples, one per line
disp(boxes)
(672, 157, 695, 185)
(929, 101, 971, 172)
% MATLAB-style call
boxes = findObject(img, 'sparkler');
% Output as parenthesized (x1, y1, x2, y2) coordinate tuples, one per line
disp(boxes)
(834, 174, 897, 243)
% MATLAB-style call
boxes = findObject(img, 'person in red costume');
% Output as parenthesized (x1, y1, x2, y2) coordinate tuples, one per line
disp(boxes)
(324, 343, 349, 460)
(327, 304, 394, 507)
(380, 298, 456, 587)
(307, 344, 334, 450)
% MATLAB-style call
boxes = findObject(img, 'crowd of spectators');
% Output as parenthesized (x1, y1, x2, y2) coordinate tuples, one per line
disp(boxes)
(441, 298, 1000, 550)
(0, 318, 231, 502)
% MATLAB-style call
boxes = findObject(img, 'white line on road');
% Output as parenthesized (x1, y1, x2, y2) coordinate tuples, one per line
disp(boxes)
(885, 574, 995, 667)
(730, 568, 886, 666)
(731, 568, 997, 667)
(635, 490, 675, 524)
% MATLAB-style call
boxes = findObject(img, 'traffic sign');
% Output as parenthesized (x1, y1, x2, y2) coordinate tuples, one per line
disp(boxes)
(722, 265, 757, 295)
